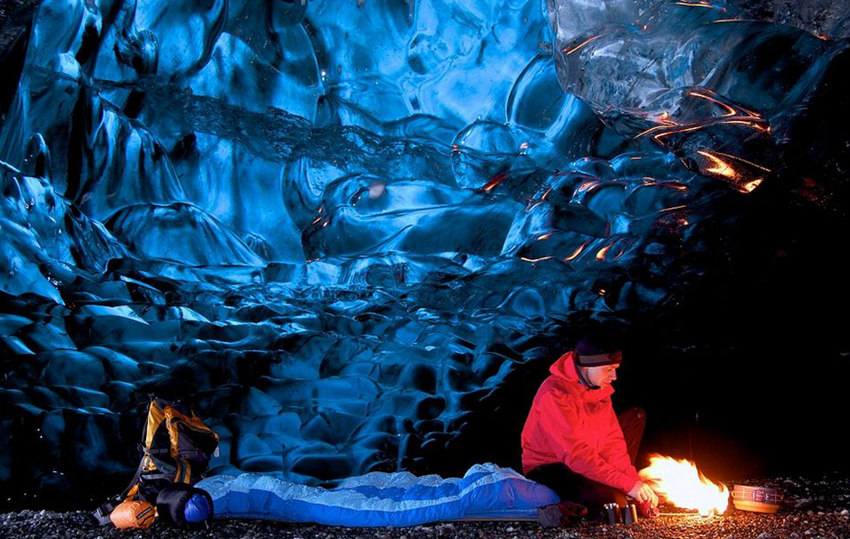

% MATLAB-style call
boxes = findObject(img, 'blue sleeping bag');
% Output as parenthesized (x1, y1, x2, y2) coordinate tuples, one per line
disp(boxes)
(196, 463, 558, 527)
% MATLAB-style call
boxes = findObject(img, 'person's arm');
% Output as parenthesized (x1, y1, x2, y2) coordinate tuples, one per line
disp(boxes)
(597, 405, 640, 479)
(597, 406, 658, 506)
(535, 390, 640, 494)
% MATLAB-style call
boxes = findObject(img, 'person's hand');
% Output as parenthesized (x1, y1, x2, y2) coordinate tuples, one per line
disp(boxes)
(628, 480, 659, 507)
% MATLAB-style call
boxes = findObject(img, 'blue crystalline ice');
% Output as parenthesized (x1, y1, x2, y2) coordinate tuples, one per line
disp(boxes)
(131, 0, 228, 80)
(301, 174, 521, 259)
(106, 202, 265, 266)
(0, 158, 130, 301)
(308, 0, 548, 128)
(170, 133, 304, 262)
(544, 0, 846, 191)
(188, 32, 319, 121)
(545, 0, 654, 43)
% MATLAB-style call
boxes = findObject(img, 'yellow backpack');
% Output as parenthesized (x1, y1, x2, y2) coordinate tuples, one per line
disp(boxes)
(92, 397, 220, 528)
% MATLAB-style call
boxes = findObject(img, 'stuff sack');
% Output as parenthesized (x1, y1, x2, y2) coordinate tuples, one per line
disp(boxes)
(109, 499, 157, 530)
(92, 397, 220, 528)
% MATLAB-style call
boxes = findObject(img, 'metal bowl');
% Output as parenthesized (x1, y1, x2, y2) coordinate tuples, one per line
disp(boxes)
(732, 484, 783, 513)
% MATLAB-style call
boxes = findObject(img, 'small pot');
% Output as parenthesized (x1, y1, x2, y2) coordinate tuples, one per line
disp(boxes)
(732, 484, 783, 513)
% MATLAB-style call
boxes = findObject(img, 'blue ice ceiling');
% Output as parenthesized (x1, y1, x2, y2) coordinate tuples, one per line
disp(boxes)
(1, 0, 849, 507)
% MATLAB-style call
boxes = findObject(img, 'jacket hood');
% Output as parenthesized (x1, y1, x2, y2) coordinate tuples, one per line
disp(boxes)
(550, 350, 615, 398)
(550, 350, 580, 381)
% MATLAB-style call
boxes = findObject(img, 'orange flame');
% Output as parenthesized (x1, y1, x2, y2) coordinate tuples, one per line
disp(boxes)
(639, 455, 729, 515)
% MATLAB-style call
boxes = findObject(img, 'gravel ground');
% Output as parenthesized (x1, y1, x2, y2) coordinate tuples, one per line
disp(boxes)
(2, 474, 850, 539)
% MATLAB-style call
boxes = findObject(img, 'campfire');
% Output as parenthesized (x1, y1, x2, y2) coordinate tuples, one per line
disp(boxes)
(639, 454, 729, 516)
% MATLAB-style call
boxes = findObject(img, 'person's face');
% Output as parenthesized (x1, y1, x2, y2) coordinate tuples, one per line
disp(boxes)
(583, 364, 618, 387)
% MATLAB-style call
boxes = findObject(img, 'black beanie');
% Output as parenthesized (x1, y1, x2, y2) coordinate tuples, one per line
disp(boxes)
(575, 337, 622, 367)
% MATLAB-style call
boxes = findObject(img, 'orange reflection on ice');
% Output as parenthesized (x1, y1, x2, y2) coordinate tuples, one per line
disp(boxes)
(576, 180, 600, 193)
(483, 171, 508, 192)
(637, 89, 768, 144)
(636, 123, 704, 140)
(722, 119, 770, 132)
(596, 242, 614, 261)
(741, 178, 764, 192)
(564, 242, 588, 262)
(520, 256, 553, 263)
(563, 34, 602, 56)
(696, 150, 771, 191)
(697, 150, 740, 181)
(643, 180, 688, 192)
(688, 90, 739, 117)
(537, 233, 552, 241)
(656, 111, 676, 125)
(688, 89, 765, 122)
(633, 90, 772, 190)
(675, 1, 716, 7)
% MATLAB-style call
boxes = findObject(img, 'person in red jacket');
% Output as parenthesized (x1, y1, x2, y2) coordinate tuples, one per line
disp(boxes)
(522, 337, 658, 524)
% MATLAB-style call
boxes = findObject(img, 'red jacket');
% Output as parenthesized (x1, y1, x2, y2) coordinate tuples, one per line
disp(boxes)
(521, 351, 640, 494)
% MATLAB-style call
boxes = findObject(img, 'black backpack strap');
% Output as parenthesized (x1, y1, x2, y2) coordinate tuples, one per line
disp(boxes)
(91, 494, 123, 526)
(90, 448, 148, 526)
